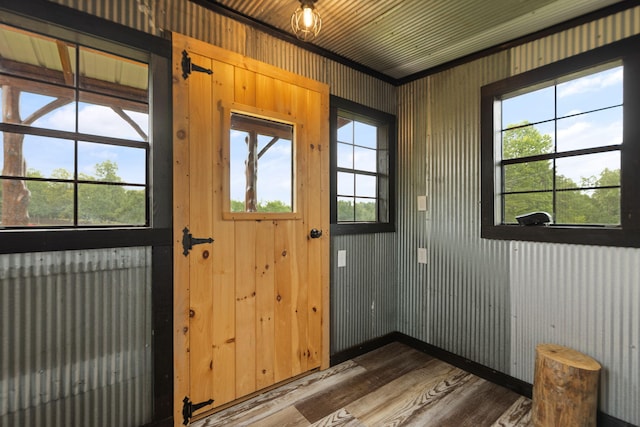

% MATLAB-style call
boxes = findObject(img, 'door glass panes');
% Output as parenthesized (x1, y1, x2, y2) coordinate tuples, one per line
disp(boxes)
(229, 113, 293, 213)
(0, 23, 149, 228)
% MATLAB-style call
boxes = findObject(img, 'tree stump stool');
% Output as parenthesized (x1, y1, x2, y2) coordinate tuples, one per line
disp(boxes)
(532, 344, 601, 427)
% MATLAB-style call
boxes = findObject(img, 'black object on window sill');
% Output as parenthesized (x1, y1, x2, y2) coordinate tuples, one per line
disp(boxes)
(516, 212, 552, 226)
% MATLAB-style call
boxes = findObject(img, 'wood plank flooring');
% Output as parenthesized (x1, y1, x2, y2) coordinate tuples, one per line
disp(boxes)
(193, 342, 532, 427)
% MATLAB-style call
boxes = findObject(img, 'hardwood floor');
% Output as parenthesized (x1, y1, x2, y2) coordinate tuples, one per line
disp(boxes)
(193, 342, 532, 427)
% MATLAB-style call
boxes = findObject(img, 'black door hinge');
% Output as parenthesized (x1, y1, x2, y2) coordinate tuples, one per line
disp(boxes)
(182, 50, 213, 79)
(182, 227, 214, 256)
(182, 396, 214, 425)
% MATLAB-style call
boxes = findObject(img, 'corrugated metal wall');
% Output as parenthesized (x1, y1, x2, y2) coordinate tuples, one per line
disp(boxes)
(512, 6, 640, 74)
(505, 6, 640, 425)
(396, 5, 639, 424)
(396, 53, 512, 372)
(0, 247, 152, 427)
(395, 77, 428, 339)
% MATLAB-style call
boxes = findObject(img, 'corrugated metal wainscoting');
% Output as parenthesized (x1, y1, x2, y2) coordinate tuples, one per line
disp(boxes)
(0, 247, 152, 427)
(331, 234, 397, 353)
(510, 242, 640, 424)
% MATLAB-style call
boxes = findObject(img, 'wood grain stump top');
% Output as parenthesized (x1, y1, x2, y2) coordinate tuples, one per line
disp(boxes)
(533, 344, 601, 427)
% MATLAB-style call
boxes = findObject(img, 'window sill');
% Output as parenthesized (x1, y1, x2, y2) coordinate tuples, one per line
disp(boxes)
(481, 224, 640, 248)
(331, 222, 395, 236)
(0, 227, 172, 254)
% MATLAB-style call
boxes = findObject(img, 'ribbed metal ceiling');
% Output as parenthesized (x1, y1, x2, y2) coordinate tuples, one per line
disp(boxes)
(208, 0, 623, 80)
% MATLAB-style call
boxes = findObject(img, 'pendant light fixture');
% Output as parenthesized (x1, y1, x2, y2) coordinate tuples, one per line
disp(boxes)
(291, 0, 322, 41)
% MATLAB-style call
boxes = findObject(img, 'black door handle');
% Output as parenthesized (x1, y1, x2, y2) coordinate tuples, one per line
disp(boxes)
(310, 228, 322, 239)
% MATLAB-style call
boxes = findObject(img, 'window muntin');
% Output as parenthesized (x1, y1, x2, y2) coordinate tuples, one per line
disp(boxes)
(331, 97, 395, 234)
(229, 112, 294, 213)
(499, 63, 622, 227)
(0, 24, 149, 228)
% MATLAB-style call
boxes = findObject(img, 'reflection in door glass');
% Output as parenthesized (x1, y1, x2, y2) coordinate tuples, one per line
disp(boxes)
(229, 113, 293, 212)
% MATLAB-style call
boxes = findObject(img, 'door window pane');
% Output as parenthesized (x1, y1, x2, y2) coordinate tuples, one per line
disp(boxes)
(229, 113, 293, 213)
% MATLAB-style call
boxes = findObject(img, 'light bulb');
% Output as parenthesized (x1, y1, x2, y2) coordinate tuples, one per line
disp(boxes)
(302, 6, 314, 28)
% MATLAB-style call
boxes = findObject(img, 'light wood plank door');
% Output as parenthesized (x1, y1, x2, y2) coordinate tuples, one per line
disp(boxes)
(172, 33, 330, 426)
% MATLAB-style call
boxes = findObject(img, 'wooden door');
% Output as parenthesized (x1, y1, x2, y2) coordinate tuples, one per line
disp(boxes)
(172, 34, 330, 425)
